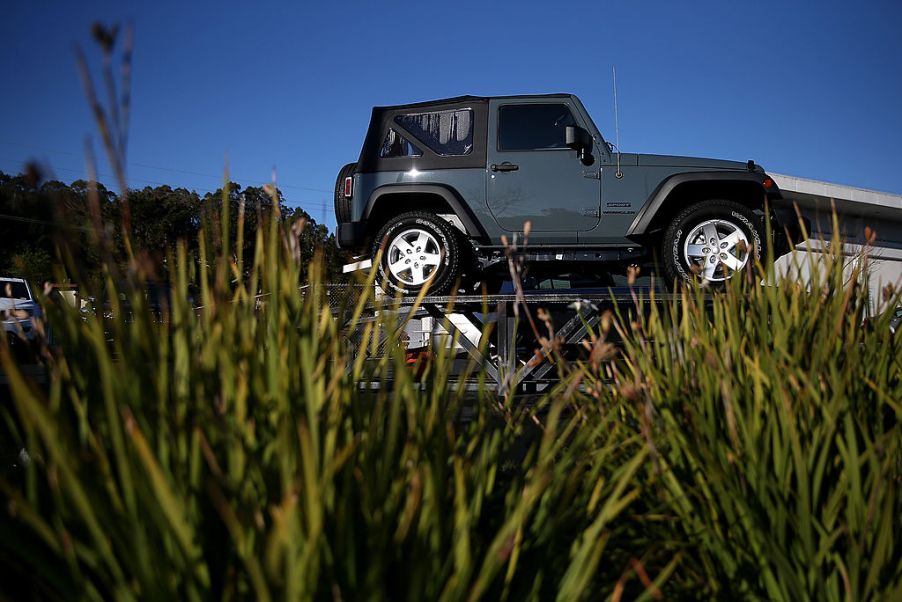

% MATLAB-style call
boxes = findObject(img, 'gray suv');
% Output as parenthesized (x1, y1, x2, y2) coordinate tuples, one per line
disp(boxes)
(335, 94, 795, 294)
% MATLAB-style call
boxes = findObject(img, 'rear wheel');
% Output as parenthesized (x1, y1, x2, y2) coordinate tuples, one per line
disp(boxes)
(663, 200, 764, 285)
(374, 212, 462, 295)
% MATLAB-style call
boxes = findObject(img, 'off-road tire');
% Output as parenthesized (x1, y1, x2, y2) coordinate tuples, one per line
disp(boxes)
(374, 212, 462, 295)
(454, 230, 487, 294)
(663, 199, 764, 285)
(333, 162, 356, 224)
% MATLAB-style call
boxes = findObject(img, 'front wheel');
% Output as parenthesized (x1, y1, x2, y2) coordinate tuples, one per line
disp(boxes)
(373, 212, 462, 295)
(662, 200, 764, 285)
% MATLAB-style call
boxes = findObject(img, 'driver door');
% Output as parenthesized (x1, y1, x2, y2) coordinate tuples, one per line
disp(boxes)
(486, 100, 601, 242)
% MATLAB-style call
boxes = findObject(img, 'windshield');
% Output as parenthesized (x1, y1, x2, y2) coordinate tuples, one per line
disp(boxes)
(1, 281, 31, 300)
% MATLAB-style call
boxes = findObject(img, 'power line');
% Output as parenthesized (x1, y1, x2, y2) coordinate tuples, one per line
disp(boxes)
(129, 160, 333, 193)
(0, 139, 333, 193)
(0, 213, 93, 231)
(0, 157, 335, 214)
(0, 156, 172, 188)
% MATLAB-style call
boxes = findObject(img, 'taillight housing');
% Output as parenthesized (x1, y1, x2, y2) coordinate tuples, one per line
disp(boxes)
(343, 176, 353, 198)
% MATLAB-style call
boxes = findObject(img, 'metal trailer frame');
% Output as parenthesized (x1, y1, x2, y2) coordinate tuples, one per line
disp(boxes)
(350, 288, 675, 394)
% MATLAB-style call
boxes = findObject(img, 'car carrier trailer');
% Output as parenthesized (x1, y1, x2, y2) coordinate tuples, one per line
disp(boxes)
(350, 287, 675, 395)
(343, 174, 902, 393)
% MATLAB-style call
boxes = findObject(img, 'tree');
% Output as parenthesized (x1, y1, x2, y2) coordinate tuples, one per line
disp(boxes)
(9, 247, 54, 287)
(285, 206, 345, 282)
(0, 171, 347, 287)
(0, 173, 54, 275)
(128, 185, 201, 261)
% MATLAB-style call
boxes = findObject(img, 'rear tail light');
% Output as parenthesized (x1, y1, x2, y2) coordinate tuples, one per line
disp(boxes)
(343, 176, 353, 198)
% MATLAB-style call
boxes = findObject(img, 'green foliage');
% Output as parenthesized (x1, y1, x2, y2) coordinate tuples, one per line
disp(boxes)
(562, 243, 902, 599)
(0, 170, 345, 284)
(1, 208, 899, 600)
(8, 247, 54, 287)
(128, 184, 201, 255)
(0, 206, 652, 600)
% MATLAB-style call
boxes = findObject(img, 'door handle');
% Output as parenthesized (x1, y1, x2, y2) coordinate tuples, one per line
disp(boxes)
(491, 162, 519, 172)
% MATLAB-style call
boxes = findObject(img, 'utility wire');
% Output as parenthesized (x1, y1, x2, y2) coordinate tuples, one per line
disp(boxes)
(0, 139, 333, 193)
(0, 213, 93, 231)
(0, 157, 335, 214)
(0, 157, 170, 188)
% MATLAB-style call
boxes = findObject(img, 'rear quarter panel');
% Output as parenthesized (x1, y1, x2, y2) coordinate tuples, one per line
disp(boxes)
(354, 168, 503, 240)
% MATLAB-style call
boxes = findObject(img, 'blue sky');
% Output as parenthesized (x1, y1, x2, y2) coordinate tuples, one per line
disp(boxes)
(2, 0, 901, 230)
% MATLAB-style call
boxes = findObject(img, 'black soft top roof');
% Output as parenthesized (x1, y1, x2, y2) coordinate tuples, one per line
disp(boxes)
(358, 94, 576, 173)
(372, 93, 572, 111)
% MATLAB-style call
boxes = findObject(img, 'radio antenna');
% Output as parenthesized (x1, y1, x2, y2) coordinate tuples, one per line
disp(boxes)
(612, 66, 623, 178)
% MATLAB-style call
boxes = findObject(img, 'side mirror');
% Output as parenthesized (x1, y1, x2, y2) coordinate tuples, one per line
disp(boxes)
(565, 125, 595, 166)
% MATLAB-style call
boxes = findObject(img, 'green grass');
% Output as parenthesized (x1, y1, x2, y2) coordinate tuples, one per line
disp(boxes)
(597, 244, 902, 599)
(0, 206, 647, 601)
(1, 204, 900, 600)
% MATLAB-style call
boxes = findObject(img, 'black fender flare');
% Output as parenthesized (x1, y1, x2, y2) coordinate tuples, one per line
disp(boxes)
(363, 183, 489, 242)
(626, 171, 780, 237)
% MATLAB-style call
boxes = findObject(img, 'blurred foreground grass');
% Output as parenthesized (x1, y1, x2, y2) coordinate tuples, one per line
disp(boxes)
(0, 200, 899, 600)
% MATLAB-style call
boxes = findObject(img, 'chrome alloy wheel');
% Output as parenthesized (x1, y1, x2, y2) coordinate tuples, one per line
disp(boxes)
(386, 228, 443, 286)
(683, 219, 751, 282)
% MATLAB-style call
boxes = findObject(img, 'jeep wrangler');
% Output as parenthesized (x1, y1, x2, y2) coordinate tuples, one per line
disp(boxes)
(335, 94, 794, 294)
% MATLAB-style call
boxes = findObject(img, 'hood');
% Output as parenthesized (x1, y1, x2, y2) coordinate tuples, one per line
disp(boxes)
(636, 154, 753, 171)
(0, 298, 39, 314)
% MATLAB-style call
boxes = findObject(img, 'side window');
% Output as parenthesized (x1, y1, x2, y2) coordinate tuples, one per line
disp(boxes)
(394, 109, 473, 156)
(380, 128, 422, 158)
(498, 104, 577, 151)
